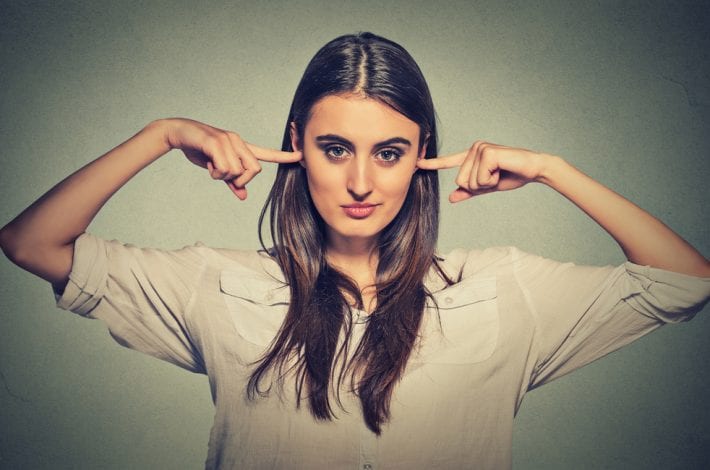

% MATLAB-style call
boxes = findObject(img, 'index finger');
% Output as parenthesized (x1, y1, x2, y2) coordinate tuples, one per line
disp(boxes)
(416, 151, 467, 170)
(246, 142, 303, 163)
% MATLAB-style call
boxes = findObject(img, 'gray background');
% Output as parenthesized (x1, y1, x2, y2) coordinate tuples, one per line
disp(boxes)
(1, 0, 708, 468)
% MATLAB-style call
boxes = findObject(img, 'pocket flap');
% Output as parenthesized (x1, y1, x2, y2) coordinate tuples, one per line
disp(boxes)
(432, 277, 497, 309)
(219, 269, 290, 306)
(412, 277, 499, 365)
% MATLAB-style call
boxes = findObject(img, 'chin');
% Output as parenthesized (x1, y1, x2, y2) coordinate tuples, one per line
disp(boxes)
(338, 229, 381, 240)
(329, 223, 386, 243)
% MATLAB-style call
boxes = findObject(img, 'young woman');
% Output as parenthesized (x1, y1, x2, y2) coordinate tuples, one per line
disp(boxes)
(1, 32, 708, 469)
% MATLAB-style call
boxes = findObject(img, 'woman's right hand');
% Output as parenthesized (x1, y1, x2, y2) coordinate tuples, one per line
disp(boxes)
(162, 118, 302, 200)
(0, 117, 301, 285)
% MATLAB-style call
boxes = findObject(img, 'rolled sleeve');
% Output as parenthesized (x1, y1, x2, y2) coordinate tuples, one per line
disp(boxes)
(53, 232, 208, 373)
(54, 232, 108, 315)
(513, 249, 710, 389)
(622, 262, 710, 321)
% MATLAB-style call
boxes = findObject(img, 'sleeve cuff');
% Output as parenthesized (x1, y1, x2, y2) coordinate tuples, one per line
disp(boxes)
(621, 261, 710, 321)
(53, 232, 108, 317)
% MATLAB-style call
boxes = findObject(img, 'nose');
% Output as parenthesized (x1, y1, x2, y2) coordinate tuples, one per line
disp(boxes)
(346, 155, 373, 200)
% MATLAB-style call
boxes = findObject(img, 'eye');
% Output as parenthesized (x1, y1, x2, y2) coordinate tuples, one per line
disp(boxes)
(376, 148, 403, 164)
(325, 145, 349, 160)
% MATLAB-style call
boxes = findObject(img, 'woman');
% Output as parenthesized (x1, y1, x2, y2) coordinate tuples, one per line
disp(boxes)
(1, 32, 708, 469)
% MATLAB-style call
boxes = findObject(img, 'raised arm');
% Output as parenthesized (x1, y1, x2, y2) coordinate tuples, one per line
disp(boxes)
(417, 141, 709, 277)
(0, 118, 301, 288)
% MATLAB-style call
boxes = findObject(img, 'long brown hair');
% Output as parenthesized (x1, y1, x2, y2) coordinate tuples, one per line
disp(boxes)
(248, 32, 450, 434)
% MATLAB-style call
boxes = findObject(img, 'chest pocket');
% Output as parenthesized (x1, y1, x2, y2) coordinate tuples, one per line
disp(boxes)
(413, 277, 499, 365)
(219, 270, 289, 351)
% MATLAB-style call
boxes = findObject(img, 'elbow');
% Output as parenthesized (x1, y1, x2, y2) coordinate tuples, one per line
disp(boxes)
(1, 223, 40, 269)
(0, 224, 35, 269)
(0, 225, 73, 284)
(0, 223, 20, 262)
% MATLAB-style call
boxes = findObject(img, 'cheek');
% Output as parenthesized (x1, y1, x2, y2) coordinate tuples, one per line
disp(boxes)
(303, 160, 342, 201)
(377, 168, 415, 200)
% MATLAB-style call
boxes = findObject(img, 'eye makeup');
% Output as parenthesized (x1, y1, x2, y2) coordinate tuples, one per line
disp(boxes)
(315, 134, 411, 165)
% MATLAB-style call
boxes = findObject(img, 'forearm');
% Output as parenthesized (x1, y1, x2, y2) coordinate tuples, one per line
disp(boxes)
(538, 156, 709, 277)
(0, 119, 171, 282)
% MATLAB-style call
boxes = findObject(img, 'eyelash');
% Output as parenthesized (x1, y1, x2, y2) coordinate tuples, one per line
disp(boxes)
(323, 145, 403, 164)
(377, 148, 402, 163)
(324, 145, 349, 160)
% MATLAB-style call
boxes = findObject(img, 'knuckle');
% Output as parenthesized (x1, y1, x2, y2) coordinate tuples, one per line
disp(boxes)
(241, 159, 261, 174)
(455, 174, 468, 188)
(228, 159, 243, 172)
(480, 145, 494, 160)
(216, 132, 231, 147)
(470, 139, 484, 150)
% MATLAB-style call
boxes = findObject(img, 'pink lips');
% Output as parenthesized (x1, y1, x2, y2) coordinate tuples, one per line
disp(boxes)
(341, 203, 378, 219)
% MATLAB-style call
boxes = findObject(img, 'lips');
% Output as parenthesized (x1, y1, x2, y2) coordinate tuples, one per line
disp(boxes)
(341, 203, 378, 219)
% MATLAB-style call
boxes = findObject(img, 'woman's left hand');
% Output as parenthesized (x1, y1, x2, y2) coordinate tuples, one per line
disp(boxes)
(419, 139, 710, 276)
(417, 140, 554, 203)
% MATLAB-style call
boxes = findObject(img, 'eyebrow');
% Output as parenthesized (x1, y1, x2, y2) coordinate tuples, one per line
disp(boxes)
(315, 134, 412, 148)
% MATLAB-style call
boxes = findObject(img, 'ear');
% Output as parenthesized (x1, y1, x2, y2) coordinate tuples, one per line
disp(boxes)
(415, 133, 430, 173)
(418, 133, 430, 160)
(290, 122, 306, 168)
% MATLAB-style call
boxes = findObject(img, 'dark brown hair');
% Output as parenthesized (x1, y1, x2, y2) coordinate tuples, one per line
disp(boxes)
(248, 32, 450, 434)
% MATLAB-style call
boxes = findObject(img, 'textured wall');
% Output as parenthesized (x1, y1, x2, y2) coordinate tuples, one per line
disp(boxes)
(1, 0, 708, 468)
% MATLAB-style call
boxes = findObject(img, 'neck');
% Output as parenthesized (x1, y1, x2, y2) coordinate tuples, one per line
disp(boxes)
(325, 233, 378, 270)
(326, 234, 379, 312)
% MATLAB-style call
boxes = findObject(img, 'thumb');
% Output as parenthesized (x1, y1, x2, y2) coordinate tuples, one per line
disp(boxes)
(449, 188, 474, 203)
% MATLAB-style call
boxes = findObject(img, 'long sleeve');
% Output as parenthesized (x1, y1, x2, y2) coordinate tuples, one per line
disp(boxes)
(509, 248, 710, 389)
(54, 232, 209, 373)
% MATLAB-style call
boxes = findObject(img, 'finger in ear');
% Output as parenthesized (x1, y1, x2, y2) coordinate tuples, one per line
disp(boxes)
(289, 122, 301, 151)
(289, 122, 307, 168)
(418, 133, 430, 160)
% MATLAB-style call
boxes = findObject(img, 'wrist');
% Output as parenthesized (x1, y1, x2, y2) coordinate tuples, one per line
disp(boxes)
(143, 119, 174, 156)
(535, 153, 569, 187)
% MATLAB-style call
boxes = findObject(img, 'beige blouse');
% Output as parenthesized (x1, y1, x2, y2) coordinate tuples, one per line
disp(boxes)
(55, 233, 710, 469)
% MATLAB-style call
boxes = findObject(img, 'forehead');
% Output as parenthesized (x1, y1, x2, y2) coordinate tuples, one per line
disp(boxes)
(305, 94, 420, 142)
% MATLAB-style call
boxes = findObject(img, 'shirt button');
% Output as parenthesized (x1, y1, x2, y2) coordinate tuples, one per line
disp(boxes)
(363, 464, 373, 470)
(444, 296, 453, 304)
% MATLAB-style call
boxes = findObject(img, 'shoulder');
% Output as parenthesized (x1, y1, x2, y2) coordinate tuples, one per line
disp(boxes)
(77, 232, 282, 280)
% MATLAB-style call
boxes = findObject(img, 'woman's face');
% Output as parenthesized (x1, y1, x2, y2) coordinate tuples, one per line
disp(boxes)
(292, 94, 425, 251)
